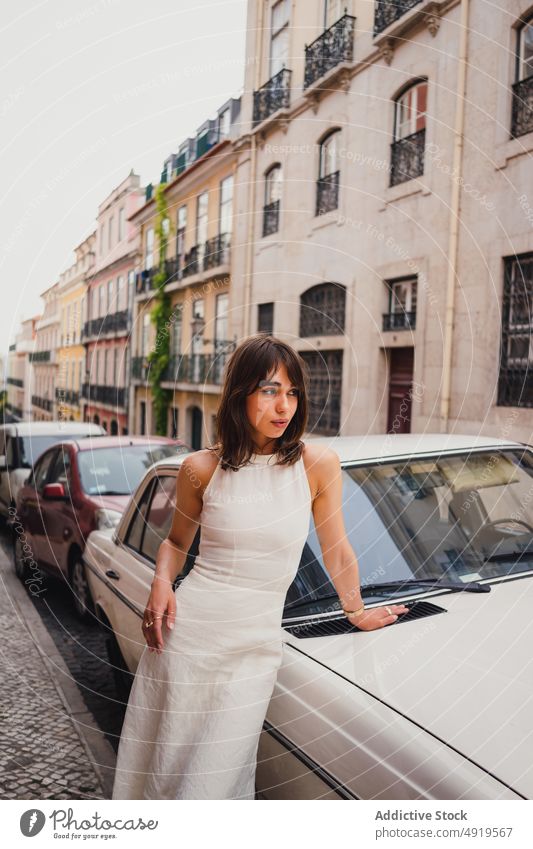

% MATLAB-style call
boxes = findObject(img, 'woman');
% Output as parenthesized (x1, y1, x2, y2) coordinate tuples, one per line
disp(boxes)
(111, 334, 408, 800)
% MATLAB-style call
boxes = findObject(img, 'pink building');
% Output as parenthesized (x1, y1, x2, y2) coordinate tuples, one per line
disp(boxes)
(82, 171, 144, 434)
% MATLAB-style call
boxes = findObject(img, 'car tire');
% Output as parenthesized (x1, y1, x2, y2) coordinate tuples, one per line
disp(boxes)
(106, 630, 134, 702)
(69, 556, 95, 622)
(13, 534, 30, 582)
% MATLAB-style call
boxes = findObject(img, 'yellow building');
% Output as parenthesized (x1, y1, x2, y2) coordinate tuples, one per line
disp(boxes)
(56, 233, 95, 421)
(130, 97, 240, 448)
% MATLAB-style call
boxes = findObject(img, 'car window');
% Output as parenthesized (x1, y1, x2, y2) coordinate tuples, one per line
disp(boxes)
(141, 475, 177, 562)
(17, 434, 96, 470)
(77, 444, 182, 496)
(124, 478, 155, 551)
(48, 448, 73, 495)
(284, 448, 533, 614)
(6, 436, 17, 468)
(34, 450, 58, 494)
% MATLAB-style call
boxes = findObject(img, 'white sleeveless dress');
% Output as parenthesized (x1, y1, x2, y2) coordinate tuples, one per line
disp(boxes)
(111, 448, 312, 800)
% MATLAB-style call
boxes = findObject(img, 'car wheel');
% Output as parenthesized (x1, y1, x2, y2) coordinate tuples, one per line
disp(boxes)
(106, 630, 134, 702)
(13, 535, 30, 581)
(70, 557, 95, 622)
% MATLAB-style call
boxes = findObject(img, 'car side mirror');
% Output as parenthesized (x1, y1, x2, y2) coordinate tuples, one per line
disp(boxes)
(0, 454, 6, 472)
(42, 482, 66, 500)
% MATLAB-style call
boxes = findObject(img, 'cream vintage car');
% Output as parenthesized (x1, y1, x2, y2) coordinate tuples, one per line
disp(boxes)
(84, 433, 533, 800)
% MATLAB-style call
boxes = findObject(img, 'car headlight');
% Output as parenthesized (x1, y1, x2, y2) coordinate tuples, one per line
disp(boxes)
(95, 508, 122, 530)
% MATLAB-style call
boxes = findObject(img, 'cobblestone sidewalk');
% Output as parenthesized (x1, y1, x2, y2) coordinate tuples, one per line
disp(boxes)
(0, 542, 115, 799)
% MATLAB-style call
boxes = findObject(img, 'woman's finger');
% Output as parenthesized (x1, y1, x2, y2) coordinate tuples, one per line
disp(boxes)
(166, 594, 176, 631)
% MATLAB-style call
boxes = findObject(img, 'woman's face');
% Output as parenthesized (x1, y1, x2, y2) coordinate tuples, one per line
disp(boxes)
(245, 363, 299, 451)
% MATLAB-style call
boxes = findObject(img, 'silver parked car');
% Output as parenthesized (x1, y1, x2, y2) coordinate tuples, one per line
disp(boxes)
(84, 433, 533, 800)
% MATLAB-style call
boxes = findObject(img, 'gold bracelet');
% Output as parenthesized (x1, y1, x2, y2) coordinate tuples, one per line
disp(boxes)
(342, 603, 365, 618)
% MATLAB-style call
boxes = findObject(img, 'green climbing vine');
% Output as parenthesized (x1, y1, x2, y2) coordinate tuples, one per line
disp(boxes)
(147, 181, 173, 435)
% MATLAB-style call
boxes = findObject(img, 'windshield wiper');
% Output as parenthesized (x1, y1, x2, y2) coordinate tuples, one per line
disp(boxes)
(361, 578, 490, 594)
(484, 546, 533, 564)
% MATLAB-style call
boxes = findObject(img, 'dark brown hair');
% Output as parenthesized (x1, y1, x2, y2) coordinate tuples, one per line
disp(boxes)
(209, 333, 310, 470)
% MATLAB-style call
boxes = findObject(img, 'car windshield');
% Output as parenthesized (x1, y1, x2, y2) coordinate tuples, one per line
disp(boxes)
(285, 448, 533, 612)
(77, 444, 183, 496)
(18, 434, 93, 469)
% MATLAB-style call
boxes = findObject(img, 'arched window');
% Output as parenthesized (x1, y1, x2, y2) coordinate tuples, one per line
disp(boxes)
(317, 130, 341, 215)
(390, 79, 427, 186)
(512, 15, 533, 137)
(263, 164, 282, 236)
(299, 282, 346, 337)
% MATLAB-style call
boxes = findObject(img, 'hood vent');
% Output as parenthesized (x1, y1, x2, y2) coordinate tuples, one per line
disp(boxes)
(283, 600, 447, 639)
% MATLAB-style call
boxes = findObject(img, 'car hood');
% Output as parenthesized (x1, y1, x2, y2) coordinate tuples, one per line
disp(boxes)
(284, 576, 533, 799)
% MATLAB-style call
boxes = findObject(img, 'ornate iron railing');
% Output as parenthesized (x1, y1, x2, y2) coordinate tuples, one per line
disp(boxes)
(304, 13, 356, 89)
(253, 68, 292, 127)
(162, 352, 229, 385)
(374, 0, 423, 36)
(382, 310, 416, 330)
(203, 233, 231, 269)
(316, 170, 340, 216)
(511, 75, 533, 138)
(31, 395, 53, 412)
(390, 127, 425, 186)
(262, 200, 280, 237)
(82, 310, 129, 339)
(81, 384, 127, 408)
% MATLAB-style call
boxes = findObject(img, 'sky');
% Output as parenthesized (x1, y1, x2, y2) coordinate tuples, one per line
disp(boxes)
(0, 0, 248, 353)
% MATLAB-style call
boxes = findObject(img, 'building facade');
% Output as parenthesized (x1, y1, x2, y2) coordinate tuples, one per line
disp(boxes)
(31, 282, 61, 421)
(7, 317, 40, 421)
(130, 97, 241, 448)
(230, 0, 533, 441)
(56, 234, 95, 422)
(82, 171, 143, 434)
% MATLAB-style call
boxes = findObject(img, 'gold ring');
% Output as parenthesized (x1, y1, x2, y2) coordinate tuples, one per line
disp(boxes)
(385, 606, 392, 615)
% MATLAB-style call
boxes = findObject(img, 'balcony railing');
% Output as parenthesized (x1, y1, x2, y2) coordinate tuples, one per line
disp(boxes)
(182, 246, 199, 278)
(29, 350, 51, 363)
(253, 68, 292, 127)
(7, 377, 23, 387)
(6, 403, 23, 419)
(82, 310, 129, 339)
(374, 0, 423, 36)
(31, 395, 53, 412)
(511, 75, 533, 139)
(382, 310, 416, 331)
(390, 127, 425, 186)
(497, 367, 533, 408)
(131, 356, 150, 381)
(162, 352, 229, 386)
(55, 388, 80, 406)
(316, 170, 340, 216)
(136, 237, 232, 294)
(304, 14, 356, 89)
(203, 233, 231, 270)
(81, 384, 127, 408)
(262, 199, 280, 237)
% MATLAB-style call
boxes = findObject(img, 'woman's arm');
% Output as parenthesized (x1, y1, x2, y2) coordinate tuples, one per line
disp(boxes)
(311, 447, 409, 630)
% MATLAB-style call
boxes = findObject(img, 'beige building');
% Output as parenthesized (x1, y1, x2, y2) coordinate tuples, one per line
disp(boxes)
(231, 0, 533, 441)
(130, 97, 241, 447)
(56, 233, 95, 421)
(31, 282, 60, 421)
(7, 317, 40, 421)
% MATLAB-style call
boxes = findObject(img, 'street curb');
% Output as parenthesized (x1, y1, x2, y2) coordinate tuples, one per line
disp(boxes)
(1, 541, 116, 799)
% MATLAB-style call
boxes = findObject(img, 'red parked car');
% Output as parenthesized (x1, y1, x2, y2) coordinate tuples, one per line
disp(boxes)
(14, 435, 189, 619)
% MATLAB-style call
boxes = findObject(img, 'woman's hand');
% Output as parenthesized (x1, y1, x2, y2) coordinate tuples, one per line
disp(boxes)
(141, 581, 176, 653)
(348, 602, 409, 631)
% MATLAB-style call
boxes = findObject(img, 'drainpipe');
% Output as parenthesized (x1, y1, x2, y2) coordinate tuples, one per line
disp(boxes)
(243, 1, 265, 337)
(440, 0, 470, 432)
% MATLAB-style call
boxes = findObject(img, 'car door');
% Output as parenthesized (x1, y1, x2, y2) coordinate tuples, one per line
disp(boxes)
(20, 448, 59, 566)
(39, 446, 76, 575)
(0, 428, 8, 517)
(104, 472, 178, 673)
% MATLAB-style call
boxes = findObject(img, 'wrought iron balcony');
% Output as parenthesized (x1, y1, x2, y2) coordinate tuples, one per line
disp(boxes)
(253, 68, 292, 127)
(81, 383, 127, 408)
(203, 233, 231, 270)
(374, 0, 423, 36)
(382, 310, 416, 331)
(29, 350, 51, 363)
(316, 170, 340, 216)
(162, 352, 229, 386)
(497, 367, 533, 407)
(7, 377, 23, 387)
(390, 127, 425, 186)
(31, 395, 53, 412)
(131, 356, 150, 381)
(182, 246, 199, 278)
(55, 387, 80, 405)
(82, 310, 129, 339)
(304, 13, 356, 89)
(511, 75, 533, 138)
(262, 199, 280, 237)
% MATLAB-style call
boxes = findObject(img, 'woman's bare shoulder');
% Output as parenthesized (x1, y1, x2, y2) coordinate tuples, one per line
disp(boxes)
(179, 448, 221, 493)
(301, 442, 341, 498)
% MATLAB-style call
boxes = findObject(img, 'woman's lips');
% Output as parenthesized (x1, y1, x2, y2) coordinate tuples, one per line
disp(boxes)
(271, 420, 288, 428)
